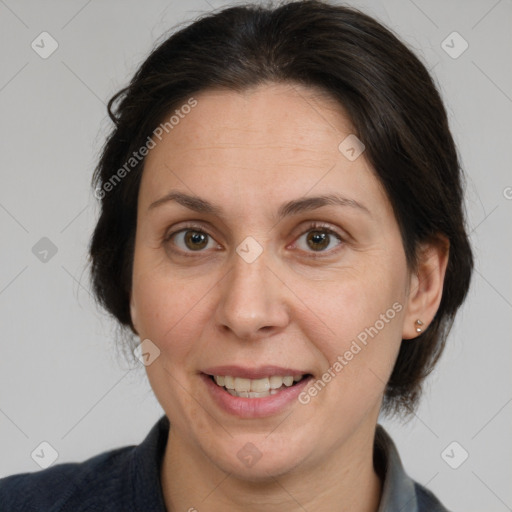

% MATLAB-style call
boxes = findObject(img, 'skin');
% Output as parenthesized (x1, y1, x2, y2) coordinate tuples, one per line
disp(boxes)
(129, 83, 449, 512)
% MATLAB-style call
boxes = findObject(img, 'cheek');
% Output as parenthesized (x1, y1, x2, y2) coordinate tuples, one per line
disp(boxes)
(292, 256, 407, 395)
(299, 262, 405, 344)
(131, 265, 220, 362)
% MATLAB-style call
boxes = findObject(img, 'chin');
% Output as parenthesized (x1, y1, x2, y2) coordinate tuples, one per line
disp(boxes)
(205, 434, 314, 483)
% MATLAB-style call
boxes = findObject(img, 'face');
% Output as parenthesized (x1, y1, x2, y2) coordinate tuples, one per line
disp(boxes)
(130, 83, 413, 479)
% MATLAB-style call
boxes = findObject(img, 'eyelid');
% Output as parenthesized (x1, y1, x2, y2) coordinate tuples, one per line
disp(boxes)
(163, 221, 213, 242)
(296, 221, 343, 238)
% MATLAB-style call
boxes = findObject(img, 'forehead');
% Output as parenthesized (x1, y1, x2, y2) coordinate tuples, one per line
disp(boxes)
(151, 83, 352, 158)
(139, 83, 390, 218)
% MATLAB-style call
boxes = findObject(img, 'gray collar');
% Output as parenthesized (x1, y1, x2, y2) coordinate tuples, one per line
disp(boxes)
(374, 425, 449, 512)
(375, 424, 418, 511)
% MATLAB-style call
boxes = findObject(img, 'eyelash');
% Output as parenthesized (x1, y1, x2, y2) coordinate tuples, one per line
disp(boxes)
(163, 221, 345, 259)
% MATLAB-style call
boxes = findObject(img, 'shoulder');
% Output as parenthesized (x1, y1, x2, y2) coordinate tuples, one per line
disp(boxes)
(414, 481, 452, 512)
(0, 444, 136, 512)
(374, 424, 453, 512)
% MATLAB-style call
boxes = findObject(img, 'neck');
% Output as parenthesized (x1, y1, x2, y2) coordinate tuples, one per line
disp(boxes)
(160, 421, 383, 512)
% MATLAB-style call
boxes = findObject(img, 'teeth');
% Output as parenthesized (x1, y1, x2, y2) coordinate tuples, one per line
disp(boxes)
(234, 377, 251, 392)
(282, 376, 294, 387)
(223, 376, 234, 389)
(269, 376, 284, 389)
(226, 388, 281, 398)
(251, 378, 270, 393)
(213, 374, 305, 396)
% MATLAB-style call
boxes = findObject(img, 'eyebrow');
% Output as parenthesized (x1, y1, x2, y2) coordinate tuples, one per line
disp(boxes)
(148, 191, 371, 219)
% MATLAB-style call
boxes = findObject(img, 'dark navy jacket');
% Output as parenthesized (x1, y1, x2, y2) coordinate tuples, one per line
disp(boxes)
(0, 415, 451, 511)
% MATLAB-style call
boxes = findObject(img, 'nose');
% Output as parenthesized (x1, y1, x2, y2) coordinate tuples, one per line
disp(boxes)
(214, 250, 290, 341)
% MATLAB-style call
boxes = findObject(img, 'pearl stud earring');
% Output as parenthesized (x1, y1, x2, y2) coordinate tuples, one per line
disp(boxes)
(415, 319, 424, 333)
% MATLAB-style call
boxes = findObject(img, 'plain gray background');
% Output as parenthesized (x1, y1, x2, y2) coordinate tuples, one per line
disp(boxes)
(0, 0, 511, 510)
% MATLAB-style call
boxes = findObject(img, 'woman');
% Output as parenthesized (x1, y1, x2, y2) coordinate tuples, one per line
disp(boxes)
(0, 1, 473, 510)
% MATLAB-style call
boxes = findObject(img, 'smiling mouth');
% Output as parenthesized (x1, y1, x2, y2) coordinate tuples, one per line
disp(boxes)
(209, 374, 311, 398)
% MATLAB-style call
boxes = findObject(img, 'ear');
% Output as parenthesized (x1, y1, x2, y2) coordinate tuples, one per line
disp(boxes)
(130, 294, 139, 335)
(402, 235, 450, 340)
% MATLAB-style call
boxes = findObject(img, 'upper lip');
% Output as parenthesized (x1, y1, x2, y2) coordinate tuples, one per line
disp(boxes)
(202, 365, 311, 379)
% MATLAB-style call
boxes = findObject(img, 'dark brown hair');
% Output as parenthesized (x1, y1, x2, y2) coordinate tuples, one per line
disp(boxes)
(89, 0, 473, 417)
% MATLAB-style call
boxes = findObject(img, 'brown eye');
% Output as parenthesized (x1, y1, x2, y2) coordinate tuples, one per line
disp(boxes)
(167, 229, 217, 253)
(306, 230, 330, 251)
(184, 231, 209, 250)
(295, 226, 343, 254)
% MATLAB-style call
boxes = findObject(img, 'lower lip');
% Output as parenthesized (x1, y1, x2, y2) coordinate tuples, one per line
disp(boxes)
(201, 374, 312, 418)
